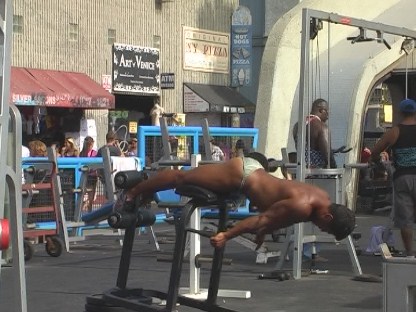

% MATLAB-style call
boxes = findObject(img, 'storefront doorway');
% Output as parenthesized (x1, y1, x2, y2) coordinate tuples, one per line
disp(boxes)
(110, 94, 155, 142)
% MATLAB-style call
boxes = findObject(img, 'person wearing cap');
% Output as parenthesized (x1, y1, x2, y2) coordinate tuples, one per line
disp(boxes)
(126, 138, 138, 157)
(370, 98, 416, 257)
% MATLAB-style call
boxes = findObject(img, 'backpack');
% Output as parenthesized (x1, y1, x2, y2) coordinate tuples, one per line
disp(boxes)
(365, 225, 395, 254)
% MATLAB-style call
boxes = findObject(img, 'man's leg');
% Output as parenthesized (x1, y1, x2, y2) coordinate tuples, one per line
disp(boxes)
(393, 176, 415, 256)
(401, 226, 414, 256)
(125, 157, 244, 200)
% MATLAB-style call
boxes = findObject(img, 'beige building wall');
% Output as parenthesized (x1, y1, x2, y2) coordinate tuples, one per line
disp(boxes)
(12, 0, 238, 114)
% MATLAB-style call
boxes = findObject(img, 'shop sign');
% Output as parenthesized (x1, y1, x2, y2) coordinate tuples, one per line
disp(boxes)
(11, 93, 112, 108)
(129, 121, 138, 134)
(183, 27, 230, 74)
(221, 105, 245, 114)
(160, 73, 175, 89)
(183, 85, 209, 113)
(112, 43, 160, 95)
(102, 74, 112, 92)
(230, 6, 252, 87)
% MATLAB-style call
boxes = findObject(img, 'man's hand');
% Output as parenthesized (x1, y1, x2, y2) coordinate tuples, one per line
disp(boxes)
(254, 233, 265, 250)
(210, 232, 227, 249)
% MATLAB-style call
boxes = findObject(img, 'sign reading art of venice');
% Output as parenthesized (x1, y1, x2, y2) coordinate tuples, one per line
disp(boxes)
(112, 43, 160, 95)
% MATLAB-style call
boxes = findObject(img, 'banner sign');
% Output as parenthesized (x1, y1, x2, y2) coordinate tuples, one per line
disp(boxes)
(112, 43, 160, 95)
(183, 85, 210, 113)
(183, 27, 230, 74)
(160, 73, 175, 89)
(101, 74, 112, 92)
(230, 6, 252, 87)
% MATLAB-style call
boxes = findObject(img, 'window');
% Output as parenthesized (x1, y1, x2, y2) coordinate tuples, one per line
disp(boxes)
(13, 15, 23, 34)
(69, 23, 78, 41)
(108, 28, 116, 45)
(153, 35, 161, 49)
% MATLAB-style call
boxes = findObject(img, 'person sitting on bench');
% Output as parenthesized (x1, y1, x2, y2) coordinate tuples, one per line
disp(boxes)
(114, 152, 355, 249)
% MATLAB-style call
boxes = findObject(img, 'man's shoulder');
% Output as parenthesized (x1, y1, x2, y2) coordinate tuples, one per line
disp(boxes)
(108, 145, 122, 156)
(96, 146, 104, 155)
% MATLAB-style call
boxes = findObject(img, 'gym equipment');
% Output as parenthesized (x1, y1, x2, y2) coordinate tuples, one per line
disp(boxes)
(21, 154, 67, 261)
(90, 168, 245, 311)
(114, 170, 148, 190)
(258, 270, 293, 281)
(352, 232, 362, 256)
(0, 2, 27, 311)
(294, 8, 416, 281)
(81, 201, 115, 224)
(0, 219, 10, 250)
(108, 209, 155, 229)
(380, 243, 416, 312)
(199, 119, 279, 264)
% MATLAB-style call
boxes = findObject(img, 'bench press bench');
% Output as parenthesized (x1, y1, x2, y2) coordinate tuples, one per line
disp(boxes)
(87, 170, 248, 312)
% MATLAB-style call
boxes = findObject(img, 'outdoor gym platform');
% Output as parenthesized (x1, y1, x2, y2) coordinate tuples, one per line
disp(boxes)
(0, 213, 402, 312)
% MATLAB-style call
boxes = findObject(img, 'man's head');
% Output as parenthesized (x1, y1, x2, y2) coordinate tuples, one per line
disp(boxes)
(330, 204, 356, 240)
(311, 98, 329, 122)
(106, 131, 116, 143)
(399, 98, 416, 116)
(314, 203, 355, 241)
(129, 138, 137, 149)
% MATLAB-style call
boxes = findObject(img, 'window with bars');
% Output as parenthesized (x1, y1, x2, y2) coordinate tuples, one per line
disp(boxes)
(69, 23, 78, 41)
(108, 28, 116, 45)
(13, 15, 23, 34)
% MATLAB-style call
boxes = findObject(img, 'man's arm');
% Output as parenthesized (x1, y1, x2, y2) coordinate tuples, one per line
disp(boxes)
(210, 199, 309, 249)
(370, 127, 398, 162)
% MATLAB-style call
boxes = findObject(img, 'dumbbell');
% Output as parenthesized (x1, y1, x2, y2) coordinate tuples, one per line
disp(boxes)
(258, 271, 291, 281)
(277, 272, 291, 281)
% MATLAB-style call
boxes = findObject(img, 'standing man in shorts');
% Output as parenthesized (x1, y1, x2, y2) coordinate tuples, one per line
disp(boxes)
(371, 98, 416, 257)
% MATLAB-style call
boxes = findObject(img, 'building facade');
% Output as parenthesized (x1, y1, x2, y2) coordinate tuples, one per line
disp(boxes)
(12, 0, 251, 148)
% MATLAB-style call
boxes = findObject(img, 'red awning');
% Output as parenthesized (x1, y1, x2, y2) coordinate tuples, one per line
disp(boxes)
(10, 67, 115, 109)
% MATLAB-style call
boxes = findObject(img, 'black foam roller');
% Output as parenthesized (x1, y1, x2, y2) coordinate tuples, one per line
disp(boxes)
(136, 209, 156, 227)
(114, 170, 146, 189)
(107, 212, 137, 229)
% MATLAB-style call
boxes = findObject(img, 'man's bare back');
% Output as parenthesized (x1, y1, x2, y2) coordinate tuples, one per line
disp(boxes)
(210, 169, 334, 249)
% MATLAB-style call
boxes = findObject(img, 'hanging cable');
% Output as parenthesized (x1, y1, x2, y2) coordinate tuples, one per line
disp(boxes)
(307, 37, 314, 167)
(316, 37, 321, 99)
(326, 20, 331, 168)
(405, 52, 409, 99)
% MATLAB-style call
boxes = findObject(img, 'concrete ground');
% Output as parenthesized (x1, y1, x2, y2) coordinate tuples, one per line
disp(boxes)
(0, 212, 403, 312)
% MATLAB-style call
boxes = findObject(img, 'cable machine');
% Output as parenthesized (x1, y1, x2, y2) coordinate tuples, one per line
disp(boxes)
(294, 8, 416, 280)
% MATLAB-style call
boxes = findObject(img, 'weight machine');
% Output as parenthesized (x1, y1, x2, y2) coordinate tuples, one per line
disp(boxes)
(294, 8, 416, 280)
